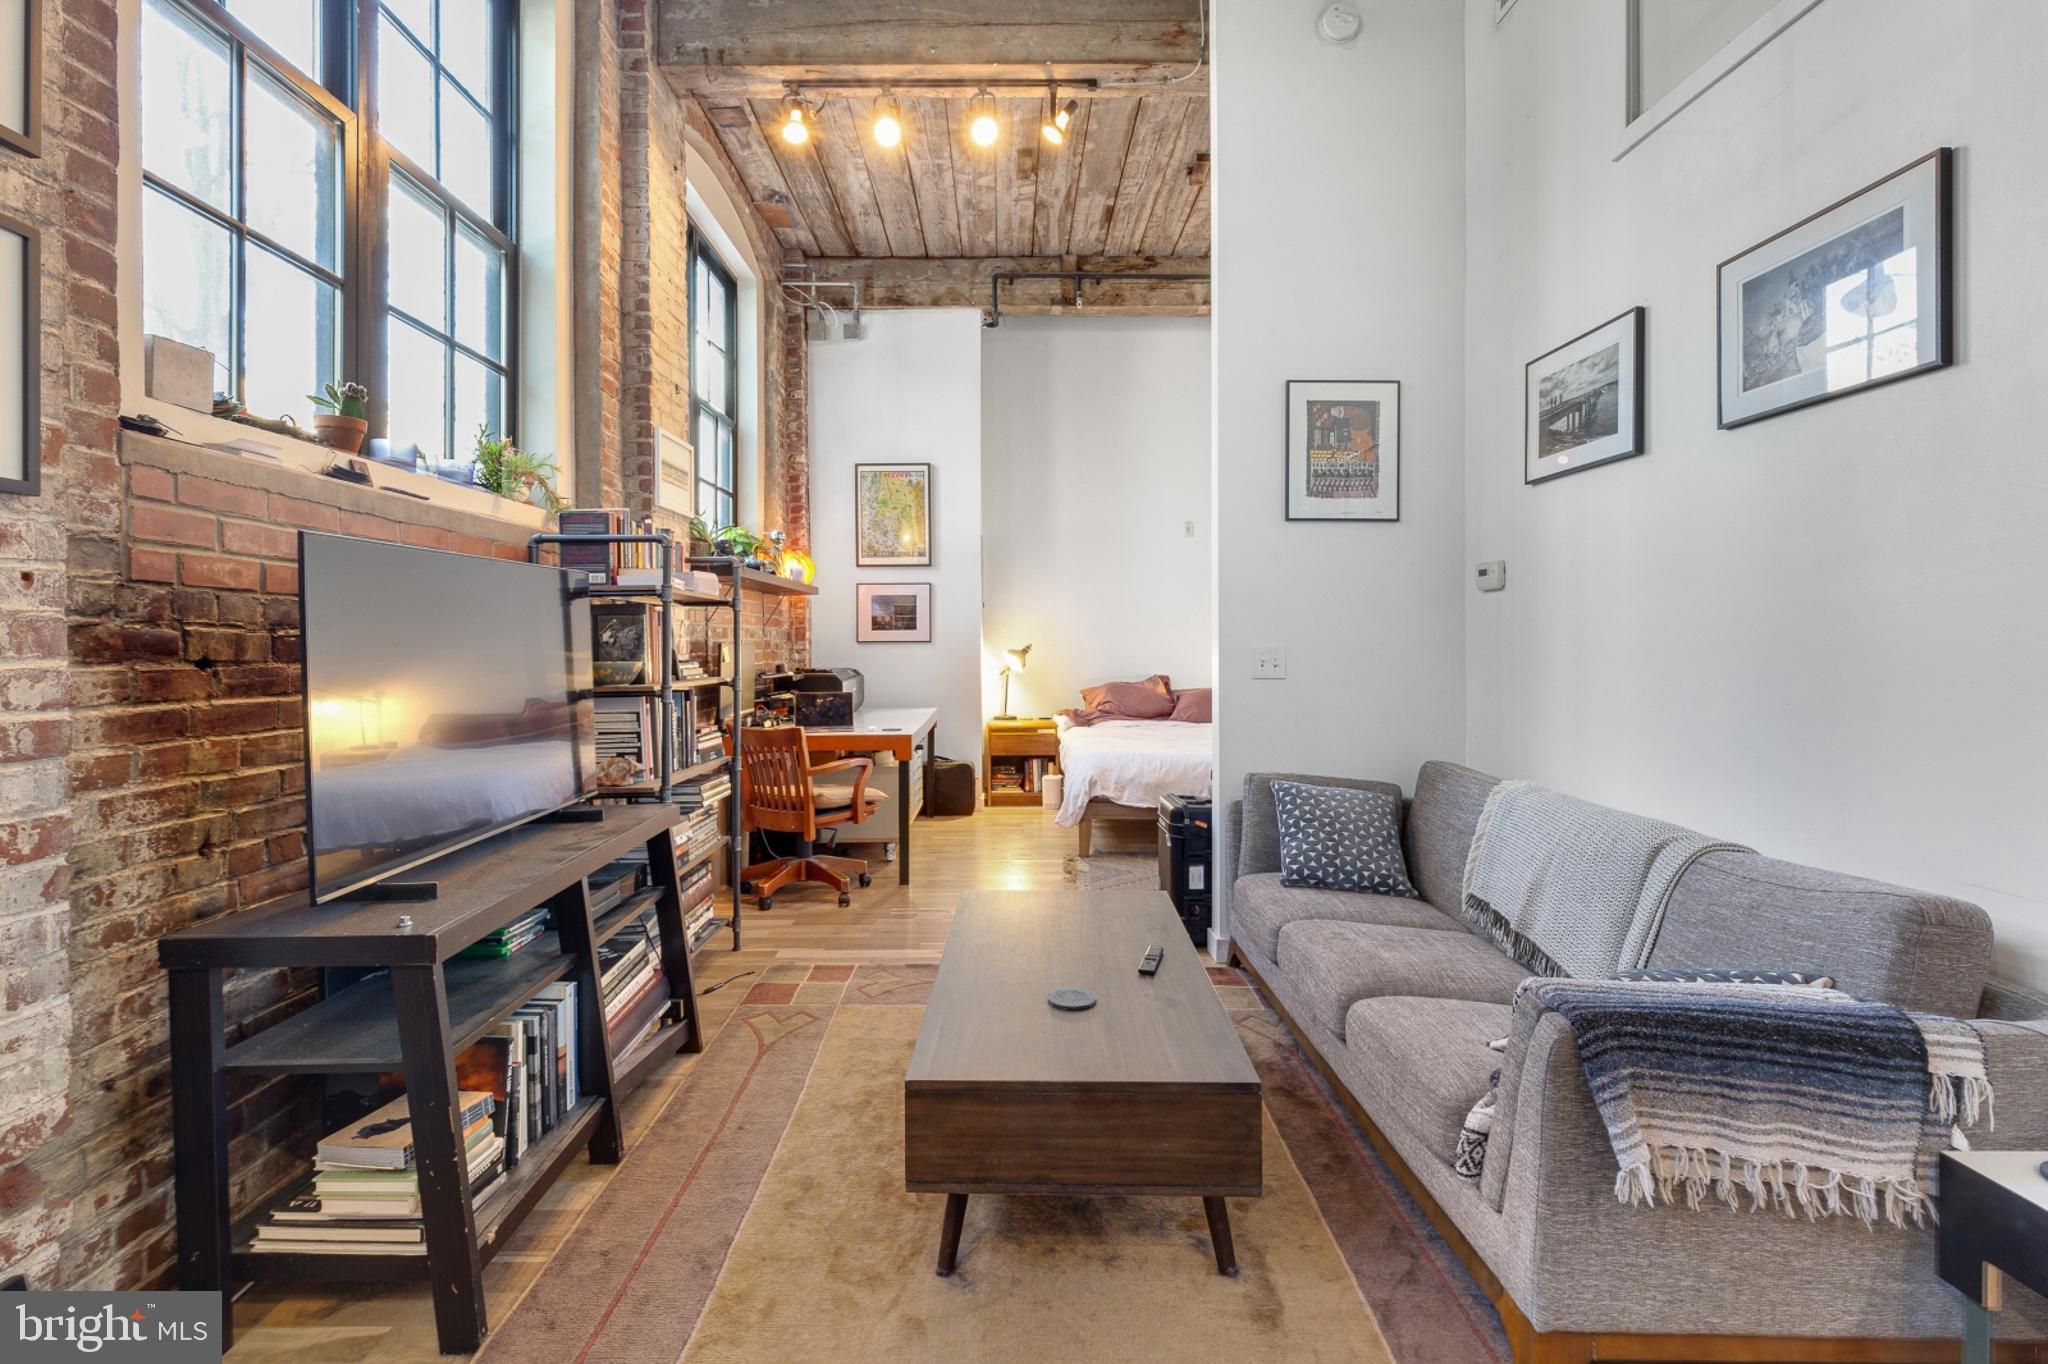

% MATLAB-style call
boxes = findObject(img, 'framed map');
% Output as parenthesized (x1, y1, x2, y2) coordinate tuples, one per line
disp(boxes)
(854, 462, 932, 566)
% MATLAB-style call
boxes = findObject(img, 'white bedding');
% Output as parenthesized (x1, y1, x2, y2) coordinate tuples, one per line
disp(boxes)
(1054, 718, 1213, 827)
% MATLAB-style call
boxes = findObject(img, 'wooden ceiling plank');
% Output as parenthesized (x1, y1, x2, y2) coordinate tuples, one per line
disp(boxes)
(845, 95, 928, 257)
(1101, 93, 1188, 256)
(1065, 96, 1140, 257)
(1031, 100, 1088, 257)
(1137, 94, 1207, 258)
(994, 97, 1042, 257)
(812, 100, 897, 256)
(703, 96, 821, 257)
(1174, 179, 1210, 256)
(750, 97, 856, 257)
(657, 0, 1204, 69)
(903, 98, 964, 258)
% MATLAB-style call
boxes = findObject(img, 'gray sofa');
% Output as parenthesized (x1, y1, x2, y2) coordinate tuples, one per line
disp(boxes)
(1228, 761, 2048, 1361)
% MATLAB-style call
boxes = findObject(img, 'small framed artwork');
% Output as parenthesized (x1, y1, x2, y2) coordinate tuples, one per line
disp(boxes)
(1718, 148, 1952, 429)
(1285, 380, 1399, 522)
(0, 211, 37, 496)
(855, 582, 932, 644)
(855, 462, 932, 566)
(0, 0, 41, 158)
(1526, 307, 1646, 485)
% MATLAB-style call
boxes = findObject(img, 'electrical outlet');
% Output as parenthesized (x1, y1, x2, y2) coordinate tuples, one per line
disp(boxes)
(1184, 520, 1196, 538)
(1253, 645, 1287, 679)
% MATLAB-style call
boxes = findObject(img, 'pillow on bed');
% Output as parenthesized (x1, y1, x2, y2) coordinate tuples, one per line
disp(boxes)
(1079, 674, 1175, 720)
(1271, 780, 1420, 898)
(1169, 688, 1211, 723)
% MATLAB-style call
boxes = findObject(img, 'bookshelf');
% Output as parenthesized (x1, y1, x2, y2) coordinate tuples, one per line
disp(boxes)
(159, 805, 708, 1354)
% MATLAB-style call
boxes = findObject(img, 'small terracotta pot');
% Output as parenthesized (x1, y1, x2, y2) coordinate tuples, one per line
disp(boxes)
(314, 413, 368, 454)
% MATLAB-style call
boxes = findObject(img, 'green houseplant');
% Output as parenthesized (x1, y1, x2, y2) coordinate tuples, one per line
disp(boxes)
(308, 382, 369, 454)
(473, 425, 563, 513)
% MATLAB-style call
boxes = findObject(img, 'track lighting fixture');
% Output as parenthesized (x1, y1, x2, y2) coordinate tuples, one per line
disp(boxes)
(872, 91, 904, 149)
(1040, 88, 1076, 146)
(780, 94, 810, 146)
(969, 89, 999, 149)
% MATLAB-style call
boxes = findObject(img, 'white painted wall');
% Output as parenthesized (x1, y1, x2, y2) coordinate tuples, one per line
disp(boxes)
(808, 310, 987, 774)
(1211, 0, 1469, 943)
(1464, 0, 2048, 983)
(981, 317, 1212, 718)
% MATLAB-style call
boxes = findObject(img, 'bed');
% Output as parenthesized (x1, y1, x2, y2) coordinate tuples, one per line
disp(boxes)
(1054, 715, 1213, 855)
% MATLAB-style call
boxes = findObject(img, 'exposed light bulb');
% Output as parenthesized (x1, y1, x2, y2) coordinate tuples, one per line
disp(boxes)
(969, 90, 999, 149)
(781, 97, 809, 146)
(1056, 100, 1077, 132)
(1039, 118, 1064, 147)
(1041, 89, 1072, 145)
(873, 93, 903, 149)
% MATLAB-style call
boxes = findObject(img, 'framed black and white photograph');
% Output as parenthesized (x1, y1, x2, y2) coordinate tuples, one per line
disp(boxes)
(855, 582, 932, 644)
(0, 0, 41, 158)
(0, 212, 37, 497)
(854, 462, 932, 566)
(1526, 307, 1645, 484)
(1285, 380, 1400, 522)
(1718, 148, 1951, 429)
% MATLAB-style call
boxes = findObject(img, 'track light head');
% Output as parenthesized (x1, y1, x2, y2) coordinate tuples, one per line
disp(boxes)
(780, 94, 810, 146)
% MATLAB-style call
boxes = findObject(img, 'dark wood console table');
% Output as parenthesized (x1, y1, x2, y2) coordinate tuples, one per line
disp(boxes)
(159, 804, 704, 1354)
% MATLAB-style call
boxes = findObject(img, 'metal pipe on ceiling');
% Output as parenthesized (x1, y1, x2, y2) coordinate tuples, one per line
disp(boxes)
(984, 270, 1211, 328)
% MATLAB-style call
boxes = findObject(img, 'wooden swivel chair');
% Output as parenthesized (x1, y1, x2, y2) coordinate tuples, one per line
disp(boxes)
(736, 724, 878, 909)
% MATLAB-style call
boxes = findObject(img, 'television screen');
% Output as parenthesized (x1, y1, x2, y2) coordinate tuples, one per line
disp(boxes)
(300, 532, 596, 902)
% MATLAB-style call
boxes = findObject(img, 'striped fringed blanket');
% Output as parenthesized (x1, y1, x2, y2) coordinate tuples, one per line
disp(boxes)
(1521, 978, 1991, 1226)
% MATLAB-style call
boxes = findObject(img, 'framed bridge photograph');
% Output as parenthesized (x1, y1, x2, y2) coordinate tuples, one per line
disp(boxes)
(1525, 306, 1645, 485)
(1285, 379, 1400, 521)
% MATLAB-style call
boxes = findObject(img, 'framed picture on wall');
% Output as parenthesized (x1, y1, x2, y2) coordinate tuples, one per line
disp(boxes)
(1285, 380, 1399, 522)
(0, 0, 41, 158)
(1717, 148, 1951, 429)
(854, 462, 932, 566)
(855, 582, 932, 644)
(0, 212, 38, 496)
(1526, 307, 1646, 484)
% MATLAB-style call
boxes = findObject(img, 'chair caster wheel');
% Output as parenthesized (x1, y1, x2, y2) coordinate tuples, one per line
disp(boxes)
(858, 873, 872, 888)
(758, 897, 774, 911)
(838, 892, 852, 907)
(740, 880, 754, 893)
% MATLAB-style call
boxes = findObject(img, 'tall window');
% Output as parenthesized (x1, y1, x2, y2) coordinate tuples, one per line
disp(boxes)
(376, 0, 518, 481)
(140, 0, 348, 421)
(689, 232, 738, 528)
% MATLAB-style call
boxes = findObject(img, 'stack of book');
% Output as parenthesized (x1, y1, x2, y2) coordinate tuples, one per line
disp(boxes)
(506, 984, 580, 1150)
(601, 913, 669, 1055)
(691, 720, 724, 765)
(676, 656, 709, 682)
(675, 772, 731, 811)
(249, 1091, 501, 1255)
(454, 906, 550, 959)
(615, 566, 721, 597)
(589, 859, 646, 914)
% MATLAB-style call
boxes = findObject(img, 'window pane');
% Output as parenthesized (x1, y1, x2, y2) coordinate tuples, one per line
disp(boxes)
(440, 0, 492, 105)
(232, 0, 320, 76)
(244, 247, 339, 422)
(387, 317, 449, 469)
(441, 78, 493, 213)
(706, 266, 729, 339)
(694, 408, 715, 486)
(246, 66, 342, 271)
(454, 224, 505, 360)
(388, 176, 449, 327)
(142, 188, 235, 396)
(716, 419, 734, 487)
(697, 479, 729, 528)
(693, 335, 727, 413)
(380, 0, 435, 49)
(377, 19, 438, 174)
(141, 0, 234, 213)
(453, 353, 505, 484)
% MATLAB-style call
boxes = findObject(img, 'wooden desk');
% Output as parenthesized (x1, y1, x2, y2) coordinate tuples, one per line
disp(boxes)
(799, 706, 938, 886)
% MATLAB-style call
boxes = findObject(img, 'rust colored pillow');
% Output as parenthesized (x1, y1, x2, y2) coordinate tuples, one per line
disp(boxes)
(1169, 688, 1211, 723)
(1079, 674, 1175, 719)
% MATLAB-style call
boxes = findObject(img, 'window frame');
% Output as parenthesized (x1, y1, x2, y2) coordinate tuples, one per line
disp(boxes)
(139, 0, 360, 417)
(358, 0, 521, 476)
(688, 227, 739, 529)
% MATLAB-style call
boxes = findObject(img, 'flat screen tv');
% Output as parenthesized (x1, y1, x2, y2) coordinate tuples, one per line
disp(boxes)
(299, 532, 596, 902)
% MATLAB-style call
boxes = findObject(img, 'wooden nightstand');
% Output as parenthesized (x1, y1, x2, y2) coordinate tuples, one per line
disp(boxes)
(985, 718, 1058, 808)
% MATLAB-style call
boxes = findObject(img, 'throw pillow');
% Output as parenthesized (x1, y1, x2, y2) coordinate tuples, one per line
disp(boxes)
(1271, 780, 1420, 898)
(1168, 687, 1212, 723)
(1079, 674, 1176, 720)
(1613, 968, 1836, 988)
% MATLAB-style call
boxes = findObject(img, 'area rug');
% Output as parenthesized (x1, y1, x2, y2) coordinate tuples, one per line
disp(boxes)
(1062, 851, 1157, 892)
(478, 965, 1509, 1364)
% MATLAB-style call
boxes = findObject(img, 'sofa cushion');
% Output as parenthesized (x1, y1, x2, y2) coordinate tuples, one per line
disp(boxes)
(1276, 920, 1533, 1039)
(1647, 850, 1993, 1016)
(1344, 997, 1510, 1168)
(1236, 772, 1406, 879)
(1272, 780, 1420, 897)
(1233, 872, 1460, 961)
(1404, 761, 1500, 912)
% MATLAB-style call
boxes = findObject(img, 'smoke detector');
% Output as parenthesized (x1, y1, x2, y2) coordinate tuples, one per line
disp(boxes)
(1317, 2, 1363, 46)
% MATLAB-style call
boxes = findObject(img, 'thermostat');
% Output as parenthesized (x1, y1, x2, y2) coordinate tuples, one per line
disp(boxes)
(1476, 561, 1507, 593)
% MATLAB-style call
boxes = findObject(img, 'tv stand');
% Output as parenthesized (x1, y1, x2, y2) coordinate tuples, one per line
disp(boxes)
(159, 804, 704, 1354)
(350, 879, 441, 901)
(537, 803, 607, 824)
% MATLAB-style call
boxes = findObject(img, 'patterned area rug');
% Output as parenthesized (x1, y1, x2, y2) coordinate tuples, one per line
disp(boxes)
(1062, 851, 1157, 892)
(478, 965, 1508, 1364)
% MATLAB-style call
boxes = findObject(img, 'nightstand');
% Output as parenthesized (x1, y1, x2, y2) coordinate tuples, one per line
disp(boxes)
(985, 718, 1058, 808)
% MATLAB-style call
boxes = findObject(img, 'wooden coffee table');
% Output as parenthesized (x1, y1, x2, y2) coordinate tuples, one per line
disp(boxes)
(904, 890, 1262, 1276)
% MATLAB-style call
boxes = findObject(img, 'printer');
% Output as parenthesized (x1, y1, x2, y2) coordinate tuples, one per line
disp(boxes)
(789, 667, 864, 727)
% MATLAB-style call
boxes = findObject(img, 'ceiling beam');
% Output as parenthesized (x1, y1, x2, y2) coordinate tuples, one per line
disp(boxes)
(797, 255, 1210, 314)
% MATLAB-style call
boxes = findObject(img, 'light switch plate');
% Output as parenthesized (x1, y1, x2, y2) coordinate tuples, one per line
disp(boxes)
(1476, 560, 1507, 593)
(1253, 645, 1287, 679)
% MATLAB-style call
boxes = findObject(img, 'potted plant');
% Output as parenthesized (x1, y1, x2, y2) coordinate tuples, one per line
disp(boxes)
(473, 425, 564, 513)
(713, 524, 762, 564)
(308, 382, 369, 454)
(687, 515, 715, 558)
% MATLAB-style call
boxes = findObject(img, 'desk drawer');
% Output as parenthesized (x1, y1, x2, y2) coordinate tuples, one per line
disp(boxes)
(988, 731, 1058, 758)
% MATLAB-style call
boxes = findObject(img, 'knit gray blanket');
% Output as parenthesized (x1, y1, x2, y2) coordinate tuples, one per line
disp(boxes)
(1460, 780, 1750, 977)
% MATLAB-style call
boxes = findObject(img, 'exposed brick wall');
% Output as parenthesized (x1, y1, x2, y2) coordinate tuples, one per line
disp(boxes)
(618, 0, 690, 529)
(573, 0, 625, 510)
(0, 0, 121, 1289)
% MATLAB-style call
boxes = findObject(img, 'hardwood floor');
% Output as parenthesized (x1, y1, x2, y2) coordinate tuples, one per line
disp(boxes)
(228, 805, 1159, 1361)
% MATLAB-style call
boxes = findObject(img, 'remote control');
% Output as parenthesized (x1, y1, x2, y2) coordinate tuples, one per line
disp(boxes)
(1139, 945, 1164, 976)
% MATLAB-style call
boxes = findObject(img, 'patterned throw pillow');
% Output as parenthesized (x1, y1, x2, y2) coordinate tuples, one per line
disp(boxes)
(1613, 968, 1835, 988)
(1271, 780, 1420, 898)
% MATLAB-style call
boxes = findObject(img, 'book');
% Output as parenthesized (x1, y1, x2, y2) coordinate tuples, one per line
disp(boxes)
(254, 1221, 424, 1245)
(557, 507, 625, 582)
(533, 983, 579, 1109)
(316, 1091, 495, 1170)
